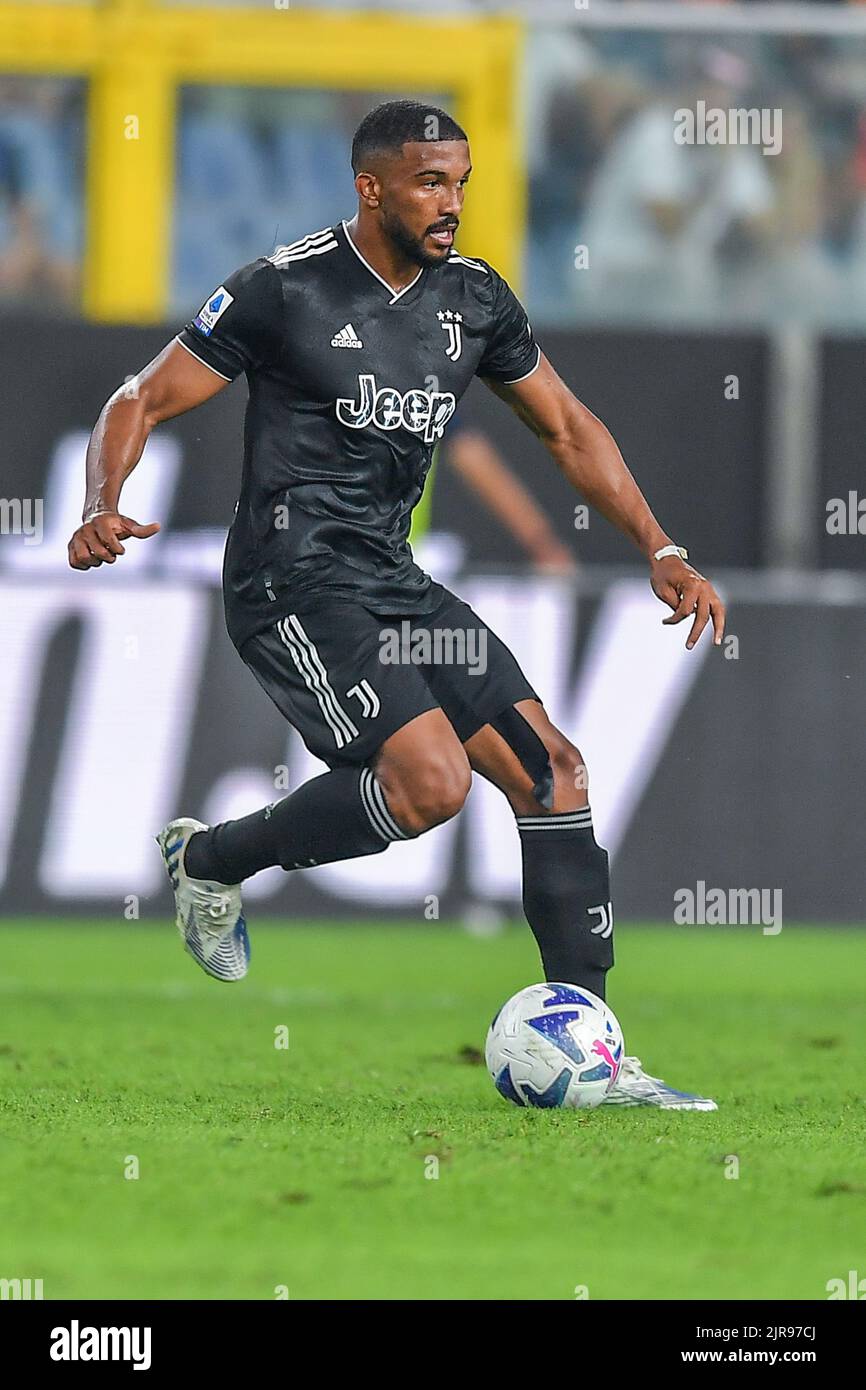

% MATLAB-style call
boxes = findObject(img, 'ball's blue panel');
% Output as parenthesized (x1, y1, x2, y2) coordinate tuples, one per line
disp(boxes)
(541, 984, 600, 1009)
(494, 1064, 526, 1106)
(527, 1009, 586, 1066)
(578, 1061, 612, 1083)
(521, 1067, 573, 1108)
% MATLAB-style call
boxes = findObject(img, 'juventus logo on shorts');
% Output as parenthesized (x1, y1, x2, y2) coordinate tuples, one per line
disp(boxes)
(346, 679, 380, 718)
(437, 309, 463, 361)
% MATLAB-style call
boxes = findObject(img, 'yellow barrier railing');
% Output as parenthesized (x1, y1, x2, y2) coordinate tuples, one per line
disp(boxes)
(0, 2, 525, 321)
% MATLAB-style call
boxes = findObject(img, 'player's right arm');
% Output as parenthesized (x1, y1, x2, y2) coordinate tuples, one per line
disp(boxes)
(69, 257, 283, 571)
(67, 340, 229, 569)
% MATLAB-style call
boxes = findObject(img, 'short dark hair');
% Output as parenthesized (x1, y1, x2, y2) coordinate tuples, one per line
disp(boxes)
(351, 100, 467, 174)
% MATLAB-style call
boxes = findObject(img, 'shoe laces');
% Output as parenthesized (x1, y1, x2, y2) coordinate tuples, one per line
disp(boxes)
(616, 1056, 670, 1092)
(204, 891, 232, 919)
(616, 1055, 665, 1088)
(189, 883, 236, 936)
(619, 1055, 644, 1079)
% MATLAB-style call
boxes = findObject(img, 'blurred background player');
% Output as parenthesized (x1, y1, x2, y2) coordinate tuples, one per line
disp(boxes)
(410, 413, 578, 578)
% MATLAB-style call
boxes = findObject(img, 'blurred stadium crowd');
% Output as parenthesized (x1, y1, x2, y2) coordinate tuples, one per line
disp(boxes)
(4, 5, 866, 329)
(0, 76, 81, 307)
(527, 22, 866, 326)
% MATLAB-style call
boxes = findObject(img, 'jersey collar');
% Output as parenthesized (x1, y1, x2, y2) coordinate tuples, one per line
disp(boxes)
(340, 220, 425, 305)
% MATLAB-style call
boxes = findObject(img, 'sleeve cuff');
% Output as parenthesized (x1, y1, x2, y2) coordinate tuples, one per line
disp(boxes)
(175, 331, 237, 382)
(498, 345, 542, 386)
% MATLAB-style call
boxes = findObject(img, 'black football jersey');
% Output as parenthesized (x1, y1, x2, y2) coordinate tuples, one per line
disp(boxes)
(176, 219, 541, 650)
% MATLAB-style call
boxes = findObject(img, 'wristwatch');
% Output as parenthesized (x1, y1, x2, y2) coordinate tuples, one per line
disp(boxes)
(653, 544, 689, 563)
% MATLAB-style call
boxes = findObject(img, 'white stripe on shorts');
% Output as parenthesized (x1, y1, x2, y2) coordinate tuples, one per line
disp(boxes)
(276, 615, 359, 749)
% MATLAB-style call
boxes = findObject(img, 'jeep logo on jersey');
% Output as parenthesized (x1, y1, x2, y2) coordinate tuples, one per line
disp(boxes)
(336, 374, 456, 444)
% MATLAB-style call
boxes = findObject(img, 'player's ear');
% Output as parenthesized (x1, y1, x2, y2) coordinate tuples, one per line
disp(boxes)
(355, 171, 381, 210)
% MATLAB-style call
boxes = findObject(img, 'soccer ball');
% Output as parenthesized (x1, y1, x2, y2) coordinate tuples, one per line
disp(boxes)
(485, 983, 624, 1110)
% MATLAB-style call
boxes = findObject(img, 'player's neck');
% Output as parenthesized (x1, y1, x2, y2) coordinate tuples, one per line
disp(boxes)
(344, 216, 422, 295)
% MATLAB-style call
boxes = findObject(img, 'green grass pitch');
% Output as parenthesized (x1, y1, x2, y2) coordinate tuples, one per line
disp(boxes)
(1, 920, 864, 1301)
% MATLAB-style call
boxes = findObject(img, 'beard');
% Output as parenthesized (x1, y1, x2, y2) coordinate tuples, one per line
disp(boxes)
(381, 205, 456, 269)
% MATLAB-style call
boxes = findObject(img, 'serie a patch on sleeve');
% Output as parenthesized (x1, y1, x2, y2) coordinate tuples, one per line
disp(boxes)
(193, 286, 234, 336)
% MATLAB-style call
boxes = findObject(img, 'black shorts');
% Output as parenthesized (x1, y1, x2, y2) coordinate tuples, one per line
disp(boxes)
(237, 587, 540, 768)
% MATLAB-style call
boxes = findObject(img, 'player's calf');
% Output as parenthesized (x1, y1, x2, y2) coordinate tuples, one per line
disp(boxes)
(513, 722, 612, 998)
(373, 712, 472, 836)
(467, 704, 613, 999)
(177, 713, 470, 896)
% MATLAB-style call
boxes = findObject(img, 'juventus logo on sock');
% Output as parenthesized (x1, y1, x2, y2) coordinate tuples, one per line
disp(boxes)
(587, 901, 614, 939)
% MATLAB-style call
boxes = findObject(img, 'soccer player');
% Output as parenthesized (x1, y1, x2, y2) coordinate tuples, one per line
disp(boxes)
(68, 101, 726, 1109)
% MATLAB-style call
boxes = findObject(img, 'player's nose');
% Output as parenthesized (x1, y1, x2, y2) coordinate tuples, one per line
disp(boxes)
(439, 188, 462, 218)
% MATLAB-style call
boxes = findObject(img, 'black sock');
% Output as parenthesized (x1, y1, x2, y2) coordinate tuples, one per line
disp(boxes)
(517, 806, 614, 999)
(184, 767, 413, 883)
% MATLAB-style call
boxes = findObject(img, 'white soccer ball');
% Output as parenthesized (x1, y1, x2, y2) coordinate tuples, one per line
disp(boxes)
(485, 982, 624, 1109)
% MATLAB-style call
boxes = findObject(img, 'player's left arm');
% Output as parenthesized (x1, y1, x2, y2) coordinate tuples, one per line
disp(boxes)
(484, 354, 726, 649)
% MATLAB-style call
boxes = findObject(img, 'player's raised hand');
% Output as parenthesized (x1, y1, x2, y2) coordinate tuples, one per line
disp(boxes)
(67, 511, 160, 570)
(650, 554, 726, 650)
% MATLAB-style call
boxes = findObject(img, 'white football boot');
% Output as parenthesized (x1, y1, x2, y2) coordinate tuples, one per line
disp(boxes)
(155, 818, 250, 982)
(602, 1055, 718, 1111)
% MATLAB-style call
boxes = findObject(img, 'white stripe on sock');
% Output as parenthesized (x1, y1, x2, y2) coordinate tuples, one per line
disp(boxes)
(359, 769, 407, 843)
(368, 773, 410, 840)
(517, 810, 593, 830)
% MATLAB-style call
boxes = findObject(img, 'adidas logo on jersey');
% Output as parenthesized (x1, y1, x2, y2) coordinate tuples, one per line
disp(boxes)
(331, 323, 363, 349)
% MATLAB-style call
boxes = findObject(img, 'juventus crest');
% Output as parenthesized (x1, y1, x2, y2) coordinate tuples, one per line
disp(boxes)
(587, 901, 614, 939)
(346, 679, 380, 718)
(437, 309, 463, 361)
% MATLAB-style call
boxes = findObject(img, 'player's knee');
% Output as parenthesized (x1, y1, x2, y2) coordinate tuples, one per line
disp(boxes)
(547, 731, 589, 803)
(400, 755, 472, 834)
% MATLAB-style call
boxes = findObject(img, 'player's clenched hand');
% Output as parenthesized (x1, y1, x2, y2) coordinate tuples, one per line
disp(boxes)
(67, 511, 160, 570)
(650, 555, 726, 650)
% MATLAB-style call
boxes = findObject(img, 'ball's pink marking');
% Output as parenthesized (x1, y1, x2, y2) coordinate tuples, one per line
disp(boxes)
(591, 1038, 620, 1083)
